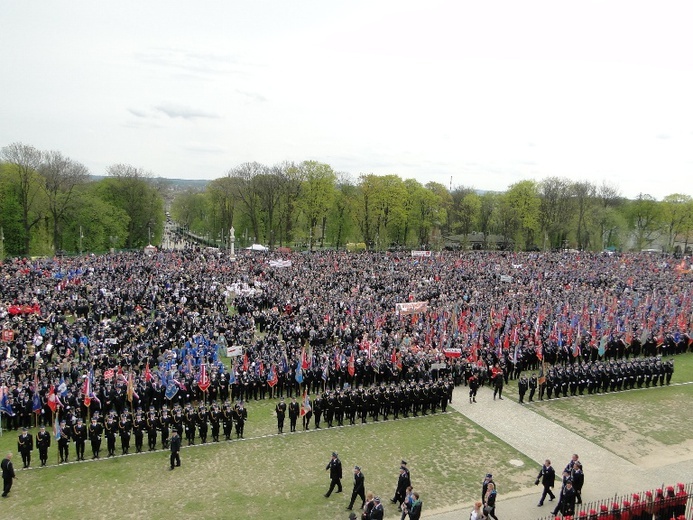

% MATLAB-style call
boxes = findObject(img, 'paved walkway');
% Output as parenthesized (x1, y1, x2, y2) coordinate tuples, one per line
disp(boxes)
(426, 385, 692, 520)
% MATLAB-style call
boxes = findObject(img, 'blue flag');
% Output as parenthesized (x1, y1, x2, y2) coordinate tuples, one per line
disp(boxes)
(295, 363, 303, 384)
(165, 381, 179, 400)
(0, 388, 14, 416)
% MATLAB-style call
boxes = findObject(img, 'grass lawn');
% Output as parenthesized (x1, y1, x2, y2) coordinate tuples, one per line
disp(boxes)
(501, 352, 693, 465)
(0, 403, 534, 519)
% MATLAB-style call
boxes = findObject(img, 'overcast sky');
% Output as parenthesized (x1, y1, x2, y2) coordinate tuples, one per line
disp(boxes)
(2, 1, 692, 199)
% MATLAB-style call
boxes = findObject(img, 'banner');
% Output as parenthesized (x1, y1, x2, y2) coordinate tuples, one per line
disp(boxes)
(411, 250, 431, 257)
(442, 348, 462, 358)
(226, 346, 243, 357)
(269, 259, 292, 268)
(395, 301, 429, 315)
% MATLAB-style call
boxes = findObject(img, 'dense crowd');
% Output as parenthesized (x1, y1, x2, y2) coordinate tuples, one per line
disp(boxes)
(0, 249, 690, 438)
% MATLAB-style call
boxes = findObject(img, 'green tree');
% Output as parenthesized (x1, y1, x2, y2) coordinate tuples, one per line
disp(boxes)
(661, 193, 693, 252)
(98, 164, 164, 248)
(297, 161, 336, 249)
(1, 142, 46, 255)
(505, 180, 540, 250)
(627, 193, 662, 250)
(538, 177, 573, 250)
(38, 150, 90, 251)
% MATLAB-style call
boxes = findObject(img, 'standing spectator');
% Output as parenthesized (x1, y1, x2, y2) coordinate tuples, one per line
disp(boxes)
(324, 452, 343, 497)
(275, 397, 286, 434)
(535, 459, 556, 506)
(1, 453, 17, 498)
(35, 425, 51, 466)
(17, 427, 33, 468)
(400, 487, 414, 520)
(169, 430, 181, 470)
(518, 375, 528, 403)
(288, 397, 299, 433)
(559, 479, 577, 516)
(484, 482, 499, 520)
(347, 465, 365, 511)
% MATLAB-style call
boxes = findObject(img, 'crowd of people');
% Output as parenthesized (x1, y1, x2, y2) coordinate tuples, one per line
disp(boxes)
(0, 247, 690, 514)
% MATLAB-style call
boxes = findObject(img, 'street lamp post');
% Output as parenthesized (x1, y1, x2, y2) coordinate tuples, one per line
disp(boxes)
(229, 226, 236, 261)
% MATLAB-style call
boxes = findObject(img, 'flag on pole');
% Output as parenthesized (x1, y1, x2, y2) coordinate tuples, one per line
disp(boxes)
(144, 362, 153, 383)
(54, 414, 61, 440)
(267, 365, 278, 387)
(127, 372, 135, 402)
(347, 351, 355, 377)
(295, 360, 303, 384)
(47, 385, 58, 413)
(300, 389, 311, 417)
(198, 363, 211, 392)
(0, 385, 14, 416)
(82, 373, 91, 408)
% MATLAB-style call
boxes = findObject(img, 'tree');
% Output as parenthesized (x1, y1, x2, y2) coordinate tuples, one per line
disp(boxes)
(627, 193, 662, 251)
(228, 162, 266, 245)
(99, 164, 164, 248)
(1, 142, 46, 255)
(297, 161, 336, 249)
(328, 173, 357, 250)
(660, 194, 693, 252)
(571, 181, 597, 250)
(38, 150, 89, 250)
(595, 182, 623, 250)
(505, 180, 540, 250)
(207, 175, 239, 245)
(538, 177, 573, 250)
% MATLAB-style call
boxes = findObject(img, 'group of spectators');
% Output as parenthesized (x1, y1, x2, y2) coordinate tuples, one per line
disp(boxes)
(0, 248, 690, 433)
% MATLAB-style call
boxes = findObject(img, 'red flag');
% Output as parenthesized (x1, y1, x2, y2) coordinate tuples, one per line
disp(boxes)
(47, 385, 58, 413)
(300, 389, 311, 417)
(390, 349, 397, 364)
(126, 372, 135, 402)
(301, 347, 310, 369)
(243, 352, 249, 372)
(103, 368, 114, 380)
(144, 362, 153, 383)
(198, 364, 210, 393)
(268, 365, 278, 388)
(82, 374, 91, 407)
(347, 352, 355, 377)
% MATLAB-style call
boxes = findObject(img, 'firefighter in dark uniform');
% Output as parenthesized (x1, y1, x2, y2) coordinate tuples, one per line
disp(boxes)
(58, 419, 71, 462)
(197, 405, 209, 444)
(18, 426, 34, 468)
(146, 407, 159, 450)
(222, 402, 234, 440)
(36, 425, 51, 466)
(105, 414, 118, 457)
(210, 403, 221, 442)
(133, 410, 146, 453)
(73, 417, 87, 461)
(89, 416, 103, 459)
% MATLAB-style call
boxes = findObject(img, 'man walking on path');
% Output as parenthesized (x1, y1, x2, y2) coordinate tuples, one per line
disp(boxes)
(535, 459, 556, 506)
(169, 430, 181, 470)
(324, 451, 343, 497)
(346, 465, 365, 511)
(1, 452, 17, 497)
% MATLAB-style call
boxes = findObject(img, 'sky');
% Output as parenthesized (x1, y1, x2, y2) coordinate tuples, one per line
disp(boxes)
(1, 1, 692, 200)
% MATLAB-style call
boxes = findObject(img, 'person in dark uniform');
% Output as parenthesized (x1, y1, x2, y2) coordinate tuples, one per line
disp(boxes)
(1, 453, 16, 497)
(275, 397, 287, 434)
(391, 465, 411, 510)
(146, 408, 159, 450)
(169, 430, 181, 470)
(105, 415, 118, 457)
(36, 425, 51, 466)
(133, 411, 145, 453)
(17, 427, 33, 468)
(210, 403, 221, 442)
(324, 451, 343, 497)
(73, 417, 88, 461)
(313, 393, 323, 429)
(482, 473, 495, 505)
(160, 408, 171, 449)
(302, 394, 313, 430)
(184, 404, 196, 445)
(535, 459, 556, 506)
(346, 465, 365, 511)
(58, 419, 70, 462)
(468, 374, 479, 403)
(221, 402, 233, 440)
(528, 373, 537, 402)
(518, 375, 528, 404)
(118, 413, 131, 455)
(369, 496, 384, 519)
(197, 405, 209, 444)
(288, 397, 299, 433)
(559, 479, 576, 516)
(233, 401, 247, 438)
(89, 417, 103, 459)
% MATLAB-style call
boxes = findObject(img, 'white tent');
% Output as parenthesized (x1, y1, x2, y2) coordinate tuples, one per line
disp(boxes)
(246, 243, 268, 251)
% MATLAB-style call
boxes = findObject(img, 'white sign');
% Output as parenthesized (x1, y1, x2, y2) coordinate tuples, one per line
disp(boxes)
(500, 275, 513, 283)
(395, 301, 429, 315)
(411, 250, 431, 257)
(226, 346, 243, 357)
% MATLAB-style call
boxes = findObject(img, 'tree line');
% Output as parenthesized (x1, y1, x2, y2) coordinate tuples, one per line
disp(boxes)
(0, 142, 165, 257)
(1, 141, 691, 257)
(172, 161, 693, 253)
